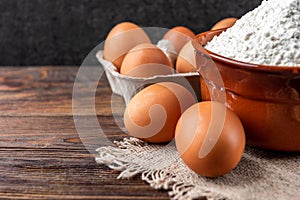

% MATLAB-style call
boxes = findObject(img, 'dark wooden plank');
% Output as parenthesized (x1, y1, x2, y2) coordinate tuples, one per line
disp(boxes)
(0, 116, 125, 149)
(0, 67, 125, 117)
(0, 145, 168, 199)
(0, 67, 169, 199)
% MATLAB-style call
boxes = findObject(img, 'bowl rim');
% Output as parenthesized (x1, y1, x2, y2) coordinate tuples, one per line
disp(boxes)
(193, 28, 300, 74)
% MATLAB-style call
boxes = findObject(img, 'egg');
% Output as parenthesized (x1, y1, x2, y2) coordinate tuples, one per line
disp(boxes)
(175, 101, 245, 177)
(211, 18, 238, 30)
(163, 26, 195, 54)
(120, 43, 173, 78)
(124, 82, 197, 143)
(176, 41, 197, 73)
(103, 22, 151, 71)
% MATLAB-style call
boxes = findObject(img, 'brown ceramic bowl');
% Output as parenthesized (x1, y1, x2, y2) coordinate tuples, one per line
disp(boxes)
(192, 28, 300, 151)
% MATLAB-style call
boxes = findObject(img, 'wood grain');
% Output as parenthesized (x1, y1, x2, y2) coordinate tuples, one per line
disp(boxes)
(0, 67, 169, 199)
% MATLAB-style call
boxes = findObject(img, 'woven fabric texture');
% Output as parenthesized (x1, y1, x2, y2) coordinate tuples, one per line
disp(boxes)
(96, 137, 300, 200)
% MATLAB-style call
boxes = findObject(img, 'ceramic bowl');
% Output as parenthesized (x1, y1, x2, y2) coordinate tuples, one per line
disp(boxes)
(192, 28, 300, 151)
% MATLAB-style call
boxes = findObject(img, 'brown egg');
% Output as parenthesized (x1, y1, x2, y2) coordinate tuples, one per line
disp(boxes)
(163, 26, 195, 54)
(176, 41, 197, 73)
(211, 18, 238, 30)
(103, 22, 151, 71)
(175, 101, 245, 177)
(120, 43, 173, 78)
(124, 82, 197, 143)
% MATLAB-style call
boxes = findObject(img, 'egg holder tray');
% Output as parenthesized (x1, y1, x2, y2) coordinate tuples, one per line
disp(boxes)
(96, 50, 200, 105)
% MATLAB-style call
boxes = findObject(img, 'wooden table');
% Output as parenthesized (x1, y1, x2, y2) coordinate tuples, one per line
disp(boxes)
(0, 67, 169, 199)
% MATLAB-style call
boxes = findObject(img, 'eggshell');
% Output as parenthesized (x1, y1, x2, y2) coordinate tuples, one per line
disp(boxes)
(163, 26, 195, 54)
(124, 82, 197, 143)
(211, 18, 238, 30)
(120, 43, 173, 78)
(175, 101, 245, 177)
(156, 39, 177, 67)
(176, 41, 197, 73)
(103, 22, 151, 71)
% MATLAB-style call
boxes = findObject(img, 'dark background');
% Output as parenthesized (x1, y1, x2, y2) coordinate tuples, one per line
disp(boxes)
(0, 0, 261, 66)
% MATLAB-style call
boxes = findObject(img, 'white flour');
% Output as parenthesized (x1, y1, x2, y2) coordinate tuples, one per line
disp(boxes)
(205, 0, 300, 66)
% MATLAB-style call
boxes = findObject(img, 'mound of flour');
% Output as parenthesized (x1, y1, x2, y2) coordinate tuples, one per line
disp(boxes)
(205, 0, 300, 66)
